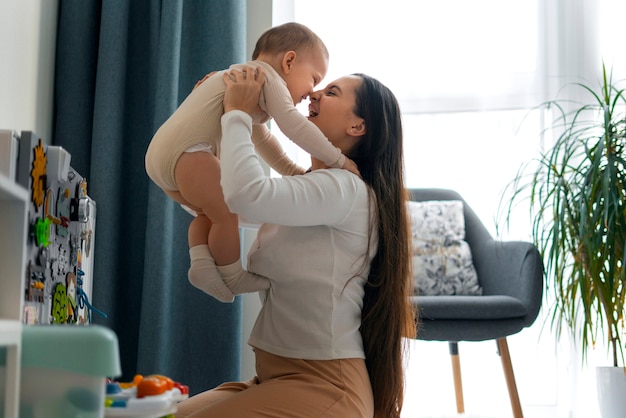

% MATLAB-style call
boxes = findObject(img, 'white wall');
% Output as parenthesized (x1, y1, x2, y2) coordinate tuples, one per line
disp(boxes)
(0, 0, 58, 144)
(239, 0, 273, 380)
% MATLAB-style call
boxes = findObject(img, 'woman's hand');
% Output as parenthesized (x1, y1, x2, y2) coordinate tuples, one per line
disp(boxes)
(222, 65, 266, 115)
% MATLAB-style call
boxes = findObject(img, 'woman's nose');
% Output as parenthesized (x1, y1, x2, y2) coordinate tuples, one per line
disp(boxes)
(309, 91, 321, 101)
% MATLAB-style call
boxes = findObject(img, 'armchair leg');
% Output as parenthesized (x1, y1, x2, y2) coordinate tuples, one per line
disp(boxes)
(497, 338, 523, 418)
(448, 342, 465, 414)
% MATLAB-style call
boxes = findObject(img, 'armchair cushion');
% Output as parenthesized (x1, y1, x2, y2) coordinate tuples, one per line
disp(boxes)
(412, 295, 527, 320)
(409, 200, 482, 296)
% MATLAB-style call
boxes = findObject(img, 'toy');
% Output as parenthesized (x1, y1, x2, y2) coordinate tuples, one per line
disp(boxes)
(14, 130, 103, 325)
(105, 374, 189, 418)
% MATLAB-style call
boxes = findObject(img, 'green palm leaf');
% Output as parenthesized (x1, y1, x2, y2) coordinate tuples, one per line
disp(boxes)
(499, 64, 626, 367)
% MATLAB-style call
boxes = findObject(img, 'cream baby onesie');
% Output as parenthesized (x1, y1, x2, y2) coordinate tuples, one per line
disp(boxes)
(145, 60, 345, 192)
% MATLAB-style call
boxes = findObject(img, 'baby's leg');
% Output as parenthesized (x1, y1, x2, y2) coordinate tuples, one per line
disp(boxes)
(186, 204, 271, 298)
(175, 151, 240, 266)
(186, 214, 234, 302)
(175, 150, 270, 300)
(188, 214, 212, 248)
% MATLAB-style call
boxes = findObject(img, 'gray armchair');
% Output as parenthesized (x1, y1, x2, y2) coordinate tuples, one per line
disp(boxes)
(407, 188, 544, 418)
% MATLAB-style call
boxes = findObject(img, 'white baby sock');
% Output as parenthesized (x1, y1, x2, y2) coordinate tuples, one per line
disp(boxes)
(188, 245, 234, 303)
(217, 260, 271, 295)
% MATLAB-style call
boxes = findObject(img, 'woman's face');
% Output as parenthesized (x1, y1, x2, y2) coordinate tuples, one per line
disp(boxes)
(307, 75, 364, 147)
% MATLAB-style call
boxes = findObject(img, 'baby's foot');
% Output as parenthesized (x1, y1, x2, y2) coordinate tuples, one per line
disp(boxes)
(188, 245, 234, 302)
(218, 261, 271, 295)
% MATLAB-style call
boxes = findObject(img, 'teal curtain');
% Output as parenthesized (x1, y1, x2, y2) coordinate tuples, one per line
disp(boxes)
(52, 0, 246, 395)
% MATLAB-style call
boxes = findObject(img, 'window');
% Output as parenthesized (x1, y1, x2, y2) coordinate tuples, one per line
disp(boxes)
(268, 1, 623, 416)
(273, 0, 544, 239)
(294, 0, 542, 114)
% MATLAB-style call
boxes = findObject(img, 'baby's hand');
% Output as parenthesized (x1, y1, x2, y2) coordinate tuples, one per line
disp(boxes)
(342, 157, 361, 178)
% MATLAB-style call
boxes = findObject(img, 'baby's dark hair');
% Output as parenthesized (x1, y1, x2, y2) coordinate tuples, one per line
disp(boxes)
(252, 22, 329, 61)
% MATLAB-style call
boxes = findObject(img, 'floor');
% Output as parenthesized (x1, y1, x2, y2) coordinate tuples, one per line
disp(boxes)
(400, 339, 558, 418)
(402, 331, 616, 418)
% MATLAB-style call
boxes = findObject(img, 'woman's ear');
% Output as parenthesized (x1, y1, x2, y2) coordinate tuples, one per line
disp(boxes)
(281, 51, 297, 75)
(347, 121, 366, 137)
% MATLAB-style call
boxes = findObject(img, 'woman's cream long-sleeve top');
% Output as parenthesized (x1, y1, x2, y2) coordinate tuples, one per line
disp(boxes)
(220, 110, 378, 360)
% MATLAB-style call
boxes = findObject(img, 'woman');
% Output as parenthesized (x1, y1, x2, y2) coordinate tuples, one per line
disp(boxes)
(176, 67, 416, 418)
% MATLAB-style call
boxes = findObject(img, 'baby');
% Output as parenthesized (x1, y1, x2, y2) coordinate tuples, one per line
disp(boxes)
(145, 22, 358, 302)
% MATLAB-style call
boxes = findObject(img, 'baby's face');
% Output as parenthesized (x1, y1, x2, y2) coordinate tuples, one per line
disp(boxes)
(284, 49, 328, 105)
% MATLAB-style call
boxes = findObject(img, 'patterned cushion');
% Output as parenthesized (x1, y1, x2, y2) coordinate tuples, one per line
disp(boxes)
(408, 200, 482, 296)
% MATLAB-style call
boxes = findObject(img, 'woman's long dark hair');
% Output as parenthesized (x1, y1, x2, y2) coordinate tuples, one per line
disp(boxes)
(349, 74, 417, 418)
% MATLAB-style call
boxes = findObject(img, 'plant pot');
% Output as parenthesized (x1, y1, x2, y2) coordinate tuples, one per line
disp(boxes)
(596, 366, 626, 418)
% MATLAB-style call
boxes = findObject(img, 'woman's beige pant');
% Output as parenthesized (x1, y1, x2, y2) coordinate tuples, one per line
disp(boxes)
(175, 348, 374, 418)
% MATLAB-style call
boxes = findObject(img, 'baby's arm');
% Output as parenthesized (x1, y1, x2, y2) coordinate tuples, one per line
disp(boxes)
(262, 75, 359, 175)
(252, 124, 306, 176)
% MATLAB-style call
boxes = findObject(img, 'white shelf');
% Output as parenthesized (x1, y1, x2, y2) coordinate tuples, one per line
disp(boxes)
(0, 173, 27, 322)
(0, 172, 28, 418)
(0, 321, 22, 346)
(0, 174, 27, 202)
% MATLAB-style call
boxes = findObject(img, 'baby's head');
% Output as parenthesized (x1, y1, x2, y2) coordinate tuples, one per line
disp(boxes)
(253, 22, 329, 105)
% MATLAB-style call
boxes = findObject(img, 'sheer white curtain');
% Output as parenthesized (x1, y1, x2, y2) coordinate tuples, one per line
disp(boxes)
(269, 1, 622, 416)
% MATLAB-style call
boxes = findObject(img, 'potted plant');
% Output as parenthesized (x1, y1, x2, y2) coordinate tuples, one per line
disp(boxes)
(498, 64, 626, 417)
